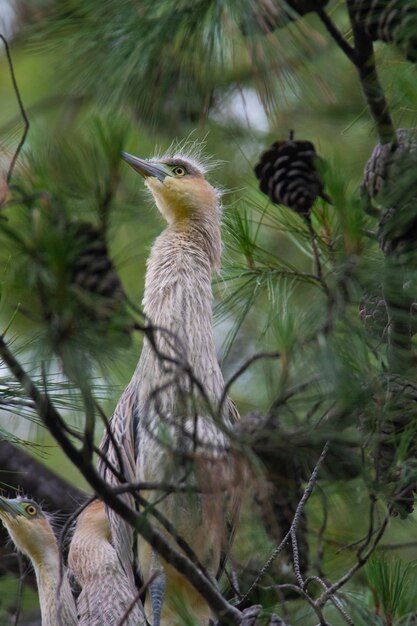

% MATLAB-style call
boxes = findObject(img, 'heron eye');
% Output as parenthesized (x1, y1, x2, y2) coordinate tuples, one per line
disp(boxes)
(25, 505, 37, 516)
(173, 166, 186, 177)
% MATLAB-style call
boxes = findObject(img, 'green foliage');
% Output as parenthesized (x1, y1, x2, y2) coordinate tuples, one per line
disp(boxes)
(365, 554, 416, 625)
(3, 0, 417, 624)
(29, 0, 322, 126)
(0, 115, 143, 380)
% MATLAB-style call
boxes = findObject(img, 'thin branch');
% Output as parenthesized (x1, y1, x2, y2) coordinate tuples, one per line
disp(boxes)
(237, 441, 330, 608)
(95, 400, 128, 484)
(0, 34, 29, 182)
(270, 583, 330, 625)
(111, 480, 217, 495)
(345, 1, 395, 144)
(118, 571, 159, 626)
(219, 351, 280, 414)
(57, 496, 95, 609)
(291, 525, 304, 588)
(316, 7, 355, 60)
(0, 335, 242, 625)
(307, 220, 328, 295)
(377, 541, 417, 551)
(313, 487, 328, 577)
(131, 489, 211, 581)
(267, 375, 320, 418)
(316, 4, 395, 144)
(317, 514, 389, 607)
(304, 576, 354, 626)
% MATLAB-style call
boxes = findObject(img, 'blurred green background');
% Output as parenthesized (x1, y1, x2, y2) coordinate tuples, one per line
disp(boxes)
(1, 1, 417, 624)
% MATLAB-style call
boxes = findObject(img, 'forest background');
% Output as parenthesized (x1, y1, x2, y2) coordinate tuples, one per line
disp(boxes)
(1, 1, 417, 625)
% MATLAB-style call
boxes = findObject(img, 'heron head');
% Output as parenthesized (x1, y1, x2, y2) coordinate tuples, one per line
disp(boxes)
(121, 152, 220, 224)
(0, 496, 55, 562)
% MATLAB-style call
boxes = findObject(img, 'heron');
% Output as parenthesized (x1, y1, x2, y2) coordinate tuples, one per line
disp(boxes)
(68, 499, 146, 626)
(0, 495, 78, 626)
(99, 148, 242, 626)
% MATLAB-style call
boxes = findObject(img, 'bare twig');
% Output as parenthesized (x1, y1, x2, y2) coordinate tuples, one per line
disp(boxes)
(237, 441, 330, 608)
(0, 34, 29, 182)
(95, 400, 128, 484)
(317, 514, 389, 607)
(0, 334, 242, 625)
(270, 583, 330, 625)
(316, 7, 355, 60)
(345, 1, 395, 144)
(219, 351, 280, 414)
(313, 487, 328, 577)
(118, 571, 158, 626)
(316, 4, 395, 145)
(111, 480, 216, 495)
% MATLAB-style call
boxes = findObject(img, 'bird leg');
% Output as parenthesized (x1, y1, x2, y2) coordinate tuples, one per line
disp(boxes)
(149, 549, 166, 626)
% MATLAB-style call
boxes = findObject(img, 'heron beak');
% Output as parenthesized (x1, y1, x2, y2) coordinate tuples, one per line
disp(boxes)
(121, 152, 171, 182)
(0, 496, 20, 517)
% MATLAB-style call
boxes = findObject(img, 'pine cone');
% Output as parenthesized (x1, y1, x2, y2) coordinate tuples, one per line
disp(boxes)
(352, 1, 417, 62)
(361, 129, 417, 256)
(70, 222, 125, 317)
(361, 128, 417, 199)
(254, 132, 330, 217)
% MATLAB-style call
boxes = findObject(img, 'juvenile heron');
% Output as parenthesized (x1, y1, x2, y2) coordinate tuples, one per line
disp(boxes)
(99, 149, 241, 625)
(68, 500, 146, 626)
(0, 496, 77, 626)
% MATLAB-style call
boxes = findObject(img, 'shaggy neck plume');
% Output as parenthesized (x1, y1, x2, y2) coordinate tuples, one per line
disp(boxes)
(138, 211, 223, 406)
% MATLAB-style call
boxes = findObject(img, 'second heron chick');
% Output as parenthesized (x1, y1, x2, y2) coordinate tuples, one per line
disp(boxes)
(0, 495, 77, 626)
(68, 499, 146, 626)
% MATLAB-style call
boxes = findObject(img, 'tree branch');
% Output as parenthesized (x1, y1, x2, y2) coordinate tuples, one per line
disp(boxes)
(237, 441, 330, 608)
(0, 335, 242, 625)
(0, 440, 85, 512)
(316, 7, 355, 60)
(0, 34, 30, 182)
(346, 0, 395, 144)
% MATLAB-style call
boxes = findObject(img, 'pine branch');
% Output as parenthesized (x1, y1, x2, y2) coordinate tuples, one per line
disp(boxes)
(237, 441, 329, 608)
(315, 4, 395, 144)
(316, 7, 355, 60)
(0, 440, 84, 512)
(0, 335, 243, 625)
(0, 34, 29, 183)
(346, 0, 395, 144)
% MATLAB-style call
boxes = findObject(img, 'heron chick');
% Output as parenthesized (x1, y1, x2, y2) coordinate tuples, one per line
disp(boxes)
(100, 149, 242, 626)
(0, 495, 77, 626)
(68, 499, 146, 626)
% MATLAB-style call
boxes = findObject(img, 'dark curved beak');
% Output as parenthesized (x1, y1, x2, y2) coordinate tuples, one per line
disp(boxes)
(121, 152, 170, 182)
(0, 496, 19, 517)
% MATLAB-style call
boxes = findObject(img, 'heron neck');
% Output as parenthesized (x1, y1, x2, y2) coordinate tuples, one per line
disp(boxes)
(140, 215, 223, 393)
(142, 216, 221, 318)
(35, 550, 77, 626)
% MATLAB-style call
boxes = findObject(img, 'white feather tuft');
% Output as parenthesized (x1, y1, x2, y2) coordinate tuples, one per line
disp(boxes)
(149, 133, 224, 175)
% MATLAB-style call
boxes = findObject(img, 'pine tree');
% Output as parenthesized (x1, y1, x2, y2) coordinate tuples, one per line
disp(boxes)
(2, 1, 417, 623)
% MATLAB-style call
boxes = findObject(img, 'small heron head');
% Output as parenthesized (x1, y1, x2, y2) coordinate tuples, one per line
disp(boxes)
(0, 496, 55, 562)
(121, 152, 220, 224)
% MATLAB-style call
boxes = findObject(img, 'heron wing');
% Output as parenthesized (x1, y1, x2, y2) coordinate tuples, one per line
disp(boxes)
(98, 382, 139, 585)
(217, 396, 242, 580)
